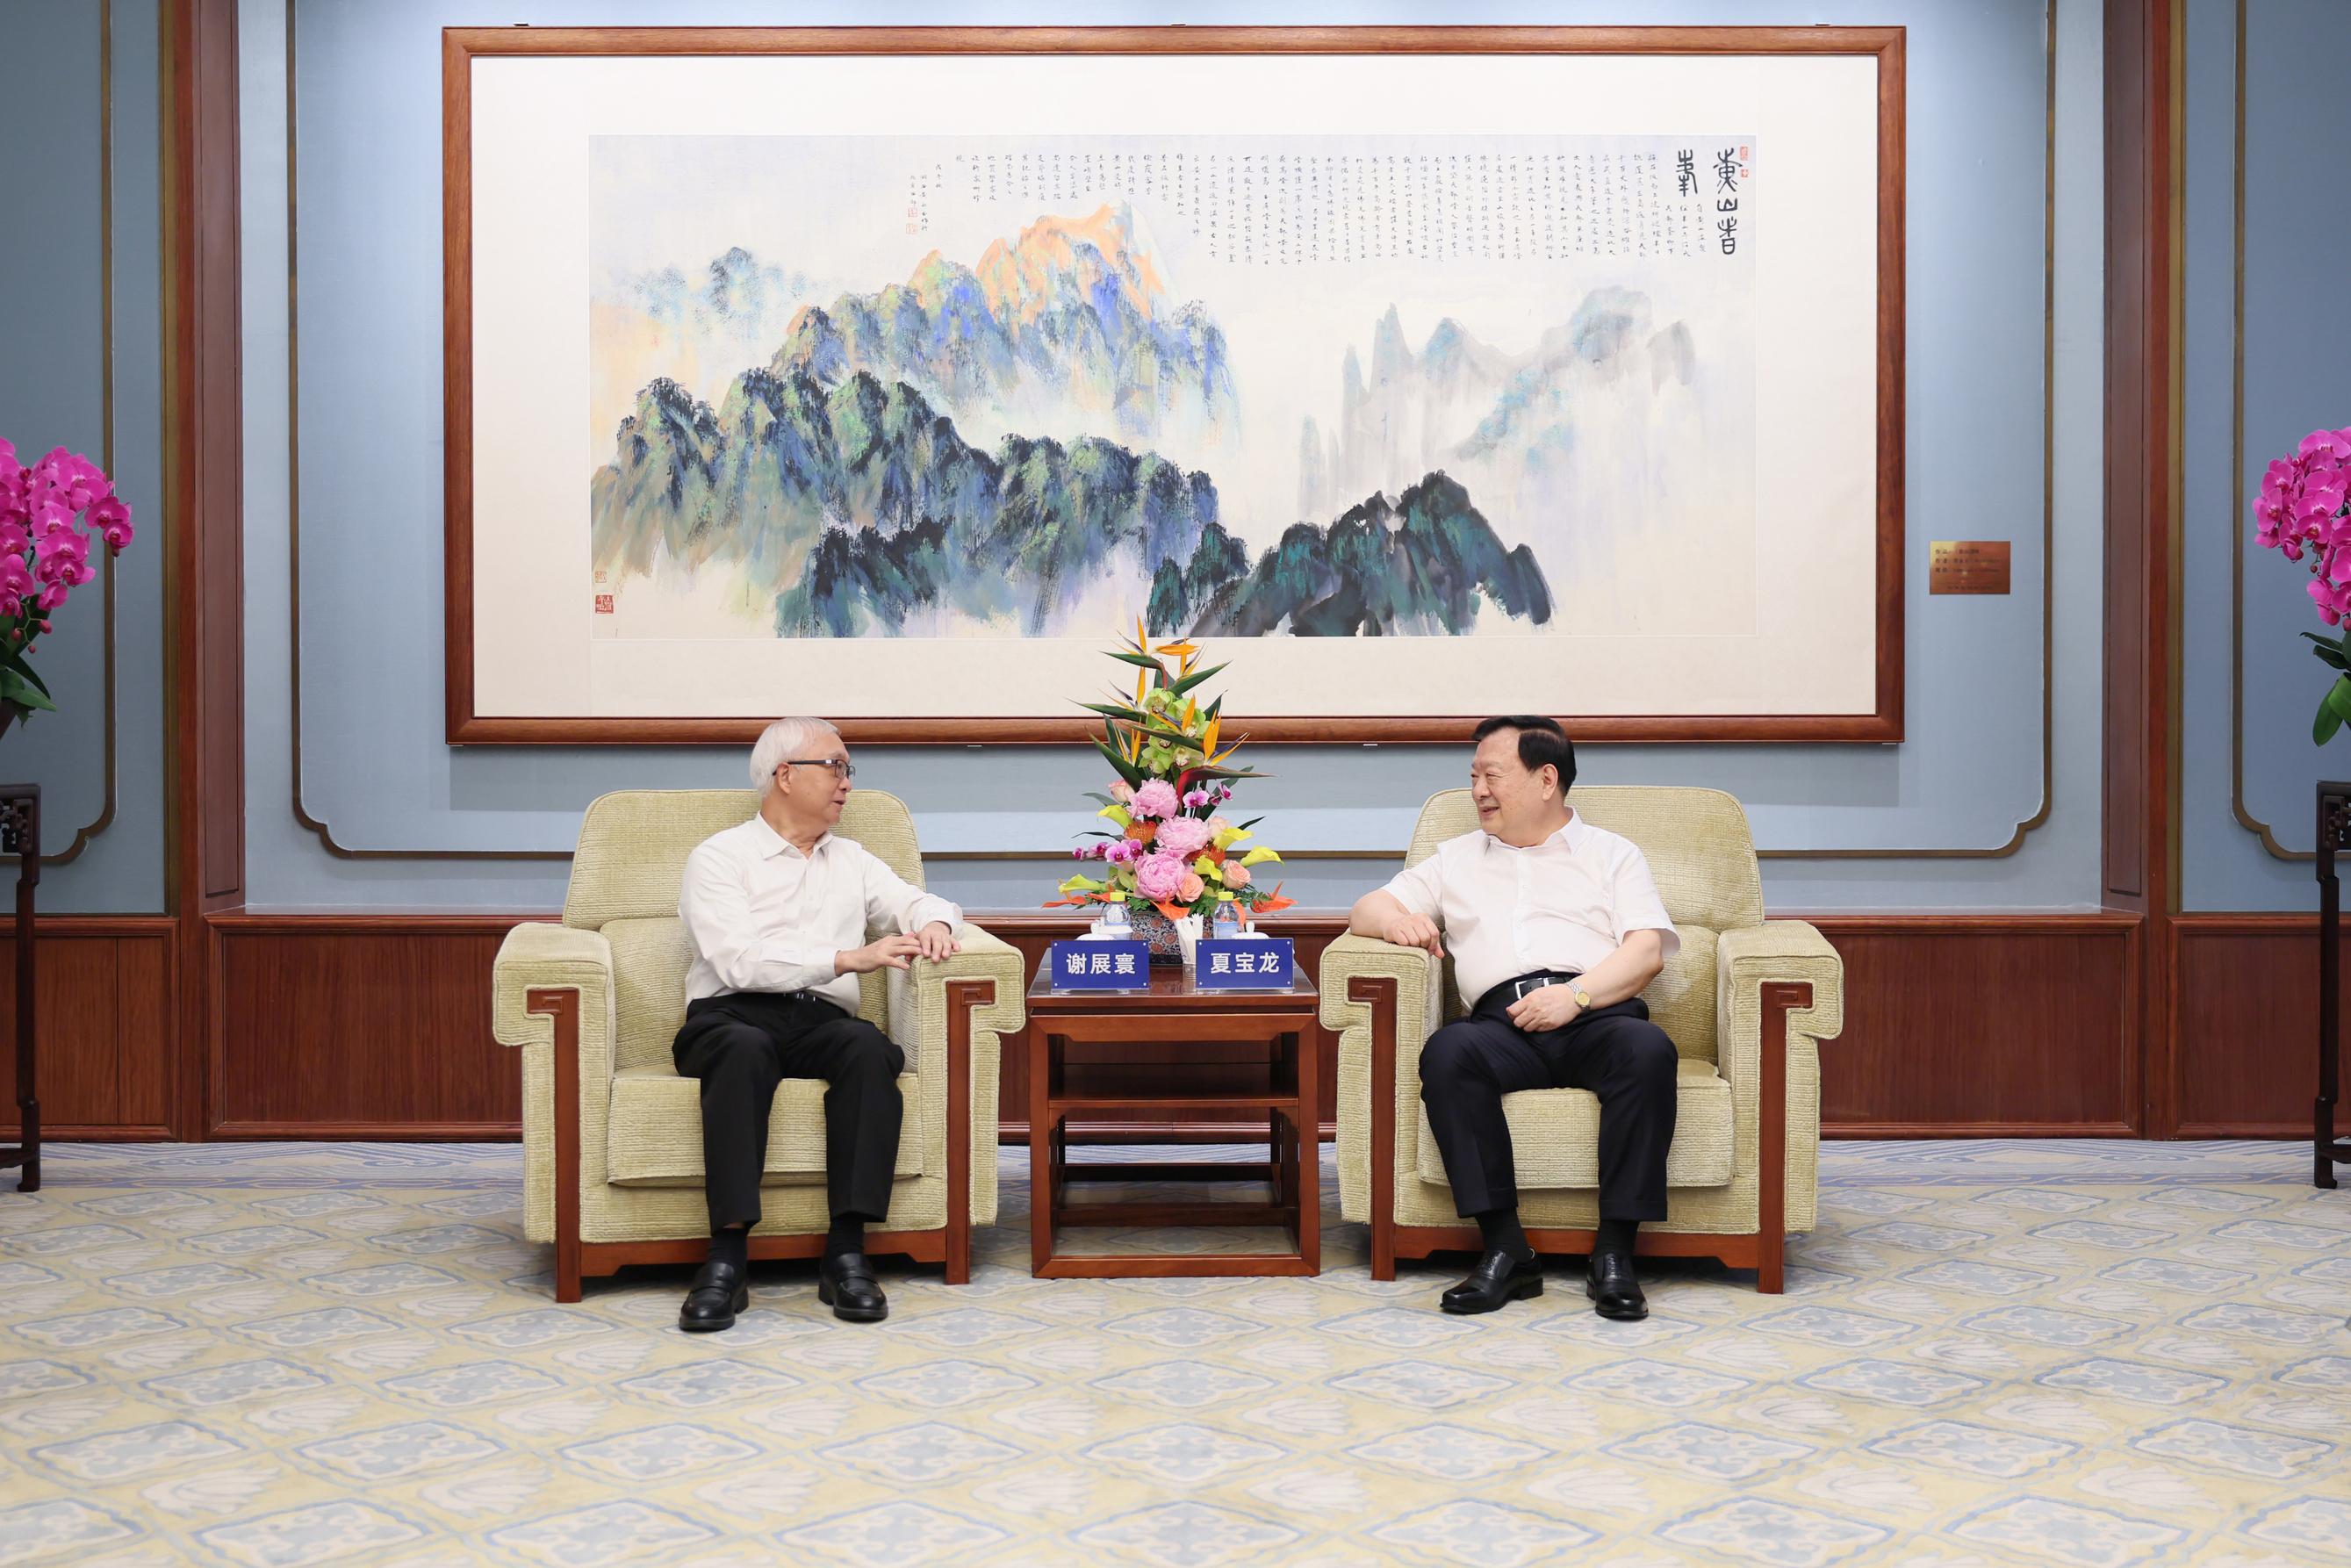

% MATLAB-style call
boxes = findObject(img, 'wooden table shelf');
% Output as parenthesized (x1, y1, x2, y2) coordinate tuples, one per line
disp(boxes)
(1046, 1093, 1301, 1113)
(1025, 967, 1319, 1278)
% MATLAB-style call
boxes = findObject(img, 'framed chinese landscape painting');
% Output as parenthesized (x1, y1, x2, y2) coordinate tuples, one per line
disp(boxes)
(442, 25, 1903, 743)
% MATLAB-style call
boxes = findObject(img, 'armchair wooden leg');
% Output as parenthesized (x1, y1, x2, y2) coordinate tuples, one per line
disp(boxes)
(1756, 981, 1810, 1295)
(1351, 977, 1401, 1281)
(943, 980, 990, 1286)
(530, 987, 587, 1304)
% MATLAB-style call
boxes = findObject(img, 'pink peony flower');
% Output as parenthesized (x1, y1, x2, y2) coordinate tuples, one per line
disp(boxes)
(1222, 861, 1253, 888)
(1132, 849, 1190, 902)
(1130, 780, 1179, 820)
(1176, 871, 1205, 902)
(1153, 816, 1212, 858)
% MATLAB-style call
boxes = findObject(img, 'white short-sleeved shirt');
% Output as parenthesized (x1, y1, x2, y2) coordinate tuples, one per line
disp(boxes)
(1380, 810, 1680, 1009)
(679, 814, 961, 1014)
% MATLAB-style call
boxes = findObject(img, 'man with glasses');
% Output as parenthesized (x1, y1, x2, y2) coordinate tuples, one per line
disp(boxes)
(1347, 716, 1679, 1321)
(671, 716, 959, 1330)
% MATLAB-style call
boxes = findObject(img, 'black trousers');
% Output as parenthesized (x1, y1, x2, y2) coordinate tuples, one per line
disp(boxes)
(1418, 981, 1679, 1223)
(672, 989, 904, 1234)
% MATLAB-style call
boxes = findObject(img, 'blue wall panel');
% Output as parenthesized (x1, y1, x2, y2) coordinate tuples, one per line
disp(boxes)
(2181, 0, 2351, 911)
(241, 0, 2105, 914)
(0, 0, 169, 914)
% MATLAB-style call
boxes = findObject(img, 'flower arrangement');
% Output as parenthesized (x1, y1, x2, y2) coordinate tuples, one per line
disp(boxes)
(0, 440, 134, 727)
(1046, 624, 1293, 931)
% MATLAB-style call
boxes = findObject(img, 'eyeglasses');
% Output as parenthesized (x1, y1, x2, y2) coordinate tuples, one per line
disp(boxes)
(781, 758, 856, 780)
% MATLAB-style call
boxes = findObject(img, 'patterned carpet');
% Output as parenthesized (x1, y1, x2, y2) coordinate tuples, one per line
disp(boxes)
(1, 1140, 2346, 1568)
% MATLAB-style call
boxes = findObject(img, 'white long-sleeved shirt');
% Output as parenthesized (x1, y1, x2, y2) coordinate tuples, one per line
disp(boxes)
(679, 813, 961, 1014)
(1380, 809, 1680, 1011)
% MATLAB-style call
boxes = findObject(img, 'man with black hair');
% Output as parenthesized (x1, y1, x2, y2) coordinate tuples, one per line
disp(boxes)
(1346, 716, 1680, 1320)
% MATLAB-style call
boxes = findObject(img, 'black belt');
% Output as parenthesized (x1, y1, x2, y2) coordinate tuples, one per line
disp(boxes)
(1477, 969, 1583, 1012)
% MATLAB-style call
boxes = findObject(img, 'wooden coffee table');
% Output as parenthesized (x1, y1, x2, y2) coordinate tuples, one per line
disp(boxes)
(1025, 966, 1319, 1277)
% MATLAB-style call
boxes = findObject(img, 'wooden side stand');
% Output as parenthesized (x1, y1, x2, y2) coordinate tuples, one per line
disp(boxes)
(1353, 973, 1810, 1292)
(1026, 968, 1320, 1279)
(2314, 782, 2351, 1190)
(2, 784, 38, 1194)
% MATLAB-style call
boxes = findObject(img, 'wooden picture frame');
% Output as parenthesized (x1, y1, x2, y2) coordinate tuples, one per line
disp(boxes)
(443, 25, 1904, 744)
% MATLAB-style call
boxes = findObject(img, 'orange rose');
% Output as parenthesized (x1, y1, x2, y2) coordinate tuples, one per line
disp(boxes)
(1222, 862, 1252, 888)
(1177, 871, 1205, 902)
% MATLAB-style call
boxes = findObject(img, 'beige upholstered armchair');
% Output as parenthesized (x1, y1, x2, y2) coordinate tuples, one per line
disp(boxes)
(1321, 787, 1843, 1291)
(491, 789, 1025, 1301)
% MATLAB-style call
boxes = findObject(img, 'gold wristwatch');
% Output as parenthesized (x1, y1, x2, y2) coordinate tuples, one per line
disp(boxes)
(1569, 983, 1593, 1009)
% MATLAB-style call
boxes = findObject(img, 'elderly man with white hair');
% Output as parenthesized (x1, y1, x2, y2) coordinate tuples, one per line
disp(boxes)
(670, 716, 959, 1331)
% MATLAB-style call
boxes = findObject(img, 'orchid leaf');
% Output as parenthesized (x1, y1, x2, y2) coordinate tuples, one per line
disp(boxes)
(0, 669, 54, 712)
(2301, 632, 2350, 671)
(2321, 676, 2351, 745)
(0, 651, 51, 697)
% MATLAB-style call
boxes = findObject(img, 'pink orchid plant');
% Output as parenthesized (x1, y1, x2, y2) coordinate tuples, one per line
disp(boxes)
(1045, 626, 1293, 924)
(0, 440, 133, 725)
(2254, 424, 2351, 742)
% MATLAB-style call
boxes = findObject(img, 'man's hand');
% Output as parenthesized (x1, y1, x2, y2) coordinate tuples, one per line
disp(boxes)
(838, 934, 923, 975)
(914, 921, 960, 963)
(1382, 912, 1445, 957)
(1506, 983, 1582, 1033)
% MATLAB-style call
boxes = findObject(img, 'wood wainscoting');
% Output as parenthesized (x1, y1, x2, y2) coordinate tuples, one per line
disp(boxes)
(27, 908, 2333, 1142)
(205, 913, 525, 1139)
(2169, 915, 2351, 1138)
(1808, 913, 2144, 1137)
(0, 917, 176, 1140)
(167, 908, 2153, 1142)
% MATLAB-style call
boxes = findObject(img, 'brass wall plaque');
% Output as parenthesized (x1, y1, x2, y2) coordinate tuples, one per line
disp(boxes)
(1930, 539, 2012, 595)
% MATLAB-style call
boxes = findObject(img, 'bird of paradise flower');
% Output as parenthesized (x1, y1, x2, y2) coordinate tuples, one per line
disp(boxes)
(1046, 621, 1294, 924)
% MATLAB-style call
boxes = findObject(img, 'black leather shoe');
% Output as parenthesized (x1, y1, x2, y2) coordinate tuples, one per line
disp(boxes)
(678, 1259, 748, 1333)
(1440, 1248, 1543, 1314)
(817, 1252, 888, 1323)
(1585, 1250, 1649, 1320)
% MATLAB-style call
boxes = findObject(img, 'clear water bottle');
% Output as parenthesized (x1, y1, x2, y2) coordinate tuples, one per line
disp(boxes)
(1102, 900, 1131, 936)
(1211, 902, 1240, 941)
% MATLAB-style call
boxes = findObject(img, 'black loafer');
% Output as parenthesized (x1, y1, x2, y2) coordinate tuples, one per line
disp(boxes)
(817, 1251, 888, 1323)
(1585, 1249, 1649, 1320)
(678, 1259, 749, 1333)
(1440, 1248, 1543, 1314)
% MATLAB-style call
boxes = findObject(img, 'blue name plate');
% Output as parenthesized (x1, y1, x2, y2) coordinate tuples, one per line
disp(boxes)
(1046, 939, 1150, 989)
(1195, 937, 1295, 989)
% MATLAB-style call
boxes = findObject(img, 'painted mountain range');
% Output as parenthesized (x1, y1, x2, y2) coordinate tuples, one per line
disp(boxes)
(771, 204, 1239, 450)
(591, 367, 1547, 638)
(1298, 289, 1701, 543)
(589, 205, 1563, 638)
